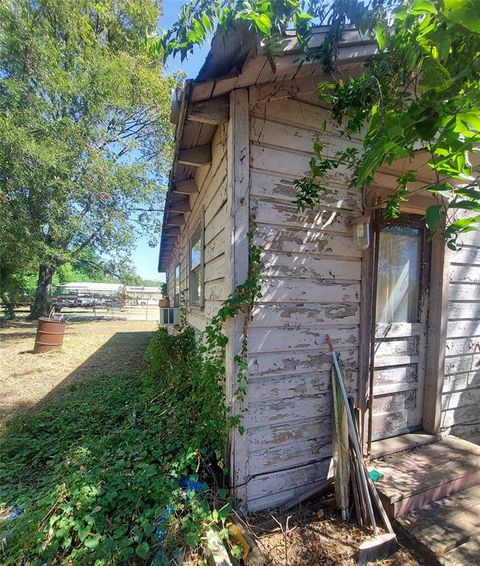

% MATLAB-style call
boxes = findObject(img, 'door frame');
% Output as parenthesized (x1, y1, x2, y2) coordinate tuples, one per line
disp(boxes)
(358, 190, 449, 451)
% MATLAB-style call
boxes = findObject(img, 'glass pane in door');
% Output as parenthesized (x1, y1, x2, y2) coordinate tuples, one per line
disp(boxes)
(376, 225, 421, 323)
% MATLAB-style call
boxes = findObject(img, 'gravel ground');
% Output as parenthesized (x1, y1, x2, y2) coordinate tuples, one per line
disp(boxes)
(0, 318, 158, 427)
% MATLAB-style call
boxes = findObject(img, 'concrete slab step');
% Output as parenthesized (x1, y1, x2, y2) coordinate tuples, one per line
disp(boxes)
(438, 538, 480, 566)
(372, 436, 480, 517)
(396, 484, 480, 559)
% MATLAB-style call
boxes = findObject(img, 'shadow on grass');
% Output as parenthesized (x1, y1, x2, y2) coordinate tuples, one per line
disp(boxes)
(0, 328, 154, 424)
(0, 328, 209, 565)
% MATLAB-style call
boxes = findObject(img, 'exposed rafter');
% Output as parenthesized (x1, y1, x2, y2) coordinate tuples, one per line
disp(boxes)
(172, 179, 198, 196)
(187, 95, 229, 125)
(168, 214, 185, 226)
(178, 144, 212, 167)
(168, 196, 190, 213)
(164, 226, 181, 236)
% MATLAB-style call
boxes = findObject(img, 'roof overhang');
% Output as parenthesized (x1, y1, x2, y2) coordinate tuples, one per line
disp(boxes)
(158, 25, 377, 273)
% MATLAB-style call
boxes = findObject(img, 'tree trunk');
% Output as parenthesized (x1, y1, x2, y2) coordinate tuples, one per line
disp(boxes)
(29, 264, 55, 319)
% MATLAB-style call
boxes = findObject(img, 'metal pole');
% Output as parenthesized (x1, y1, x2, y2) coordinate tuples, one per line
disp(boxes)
(327, 335, 378, 534)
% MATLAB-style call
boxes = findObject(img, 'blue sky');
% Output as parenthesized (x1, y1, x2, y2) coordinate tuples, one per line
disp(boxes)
(132, 0, 210, 282)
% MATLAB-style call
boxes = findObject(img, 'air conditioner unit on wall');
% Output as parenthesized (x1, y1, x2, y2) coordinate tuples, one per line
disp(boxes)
(160, 307, 180, 326)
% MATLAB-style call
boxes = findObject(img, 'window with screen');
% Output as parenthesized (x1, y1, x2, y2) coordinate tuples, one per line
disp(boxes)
(375, 224, 422, 323)
(173, 263, 180, 307)
(189, 223, 203, 306)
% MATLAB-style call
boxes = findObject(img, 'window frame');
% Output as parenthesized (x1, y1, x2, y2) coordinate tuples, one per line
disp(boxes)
(173, 262, 180, 307)
(189, 220, 204, 307)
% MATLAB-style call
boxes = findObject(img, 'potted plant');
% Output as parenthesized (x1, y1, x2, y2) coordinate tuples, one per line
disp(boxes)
(158, 282, 170, 308)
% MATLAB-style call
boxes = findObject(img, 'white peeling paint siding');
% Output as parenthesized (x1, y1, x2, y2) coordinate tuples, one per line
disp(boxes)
(443, 227, 480, 444)
(244, 90, 364, 510)
(166, 125, 229, 329)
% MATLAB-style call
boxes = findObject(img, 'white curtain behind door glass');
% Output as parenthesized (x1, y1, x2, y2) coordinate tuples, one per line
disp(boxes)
(376, 226, 420, 323)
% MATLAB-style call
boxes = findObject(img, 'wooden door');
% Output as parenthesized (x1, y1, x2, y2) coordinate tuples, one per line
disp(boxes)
(370, 215, 431, 441)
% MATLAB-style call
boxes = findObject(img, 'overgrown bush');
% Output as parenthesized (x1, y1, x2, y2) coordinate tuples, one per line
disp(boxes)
(0, 327, 231, 565)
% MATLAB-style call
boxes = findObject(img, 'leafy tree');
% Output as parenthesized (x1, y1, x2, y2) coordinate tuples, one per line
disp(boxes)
(0, 0, 175, 318)
(154, 0, 480, 248)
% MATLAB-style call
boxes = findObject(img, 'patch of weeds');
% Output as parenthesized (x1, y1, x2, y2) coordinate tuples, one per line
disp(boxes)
(0, 327, 231, 564)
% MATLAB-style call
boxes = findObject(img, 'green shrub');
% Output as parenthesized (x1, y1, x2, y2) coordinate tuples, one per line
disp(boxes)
(0, 326, 230, 565)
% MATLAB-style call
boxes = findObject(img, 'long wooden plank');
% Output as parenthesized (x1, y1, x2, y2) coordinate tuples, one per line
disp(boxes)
(254, 223, 361, 259)
(249, 438, 332, 475)
(260, 277, 360, 303)
(250, 302, 360, 328)
(248, 348, 358, 379)
(250, 143, 355, 183)
(224, 88, 251, 508)
(247, 324, 358, 354)
(249, 170, 362, 211)
(248, 369, 357, 403)
(250, 116, 361, 155)
(247, 459, 331, 502)
(252, 196, 354, 232)
(248, 416, 331, 450)
(261, 251, 361, 280)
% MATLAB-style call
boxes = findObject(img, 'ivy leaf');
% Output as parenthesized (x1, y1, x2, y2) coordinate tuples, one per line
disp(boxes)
(425, 204, 442, 233)
(375, 23, 388, 51)
(411, 0, 436, 15)
(251, 13, 272, 36)
(84, 534, 101, 549)
(135, 541, 150, 559)
(445, 0, 480, 33)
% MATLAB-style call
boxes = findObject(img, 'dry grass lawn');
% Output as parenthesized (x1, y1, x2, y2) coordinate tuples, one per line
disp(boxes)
(0, 319, 158, 427)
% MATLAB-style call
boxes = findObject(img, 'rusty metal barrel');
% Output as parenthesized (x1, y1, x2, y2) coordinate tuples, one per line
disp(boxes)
(33, 317, 66, 354)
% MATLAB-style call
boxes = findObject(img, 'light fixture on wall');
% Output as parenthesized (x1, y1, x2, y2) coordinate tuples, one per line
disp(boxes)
(349, 215, 371, 250)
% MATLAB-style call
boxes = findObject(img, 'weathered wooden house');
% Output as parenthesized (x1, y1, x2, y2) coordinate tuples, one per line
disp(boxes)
(158, 27, 480, 513)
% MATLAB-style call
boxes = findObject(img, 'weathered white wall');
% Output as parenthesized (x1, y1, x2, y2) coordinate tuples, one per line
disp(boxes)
(244, 90, 364, 510)
(166, 125, 229, 329)
(443, 229, 480, 444)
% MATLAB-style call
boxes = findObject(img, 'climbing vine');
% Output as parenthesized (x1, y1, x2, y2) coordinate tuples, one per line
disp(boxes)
(202, 223, 264, 431)
(156, 0, 480, 248)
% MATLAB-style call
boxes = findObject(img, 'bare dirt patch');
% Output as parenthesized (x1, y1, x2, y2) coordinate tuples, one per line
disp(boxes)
(248, 505, 424, 566)
(0, 319, 157, 426)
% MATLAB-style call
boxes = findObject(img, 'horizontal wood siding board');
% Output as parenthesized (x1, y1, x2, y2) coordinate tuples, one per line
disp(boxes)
(250, 302, 360, 328)
(248, 417, 332, 451)
(247, 459, 332, 504)
(445, 337, 480, 357)
(444, 353, 480, 376)
(251, 196, 355, 231)
(250, 116, 362, 156)
(248, 348, 358, 379)
(249, 438, 333, 475)
(250, 144, 357, 190)
(250, 170, 361, 211)
(261, 251, 361, 280)
(260, 278, 360, 303)
(447, 320, 480, 338)
(205, 202, 228, 245)
(248, 370, 357, 403)
(204, 253, 226, 283)
(247, 324, 358, 354)
(254, 223, 361, 259)
(450, 262, 480, 284)
(449, 283, 480, 302)
(204, 228, 226, 263)
(447, 301, 480, 320)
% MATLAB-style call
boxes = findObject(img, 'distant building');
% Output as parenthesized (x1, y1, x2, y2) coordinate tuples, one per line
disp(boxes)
(125, 286, 162, 305)
(56, 282, 123, 296)
(55, 282, 162, 306)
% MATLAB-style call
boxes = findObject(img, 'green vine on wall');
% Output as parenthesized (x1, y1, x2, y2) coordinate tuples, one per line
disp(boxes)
(202, 221, 264, 434)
